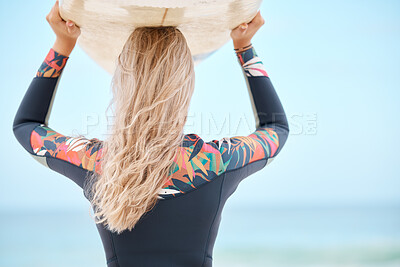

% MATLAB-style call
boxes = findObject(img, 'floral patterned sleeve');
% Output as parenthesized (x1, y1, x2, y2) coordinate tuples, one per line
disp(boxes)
(13, 48, 103, 189)
(209, 46, 290, 168)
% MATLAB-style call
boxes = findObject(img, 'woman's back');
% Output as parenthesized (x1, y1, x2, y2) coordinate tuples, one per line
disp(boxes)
(99, 159, 264, 267)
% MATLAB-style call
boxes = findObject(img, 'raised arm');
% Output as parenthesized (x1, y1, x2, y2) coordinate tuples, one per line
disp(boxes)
(236, 45, 289, 152)
(206, 11, 289, 171)
(13, 48, 102, 187)
(12, 1, 102, 189)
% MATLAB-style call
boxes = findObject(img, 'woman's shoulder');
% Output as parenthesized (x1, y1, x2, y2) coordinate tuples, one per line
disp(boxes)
(157, 133, 232, 200)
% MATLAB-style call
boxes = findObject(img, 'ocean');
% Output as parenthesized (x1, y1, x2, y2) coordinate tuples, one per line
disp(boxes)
(1, 205, 399, 267)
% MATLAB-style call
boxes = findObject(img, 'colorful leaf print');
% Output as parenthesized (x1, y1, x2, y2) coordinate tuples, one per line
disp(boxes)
(159, 127, 279, 199)
(30, 124, 103, 173)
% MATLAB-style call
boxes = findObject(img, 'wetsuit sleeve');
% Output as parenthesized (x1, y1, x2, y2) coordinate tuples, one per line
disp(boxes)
(12, 48, 103, 189)
(207, 46, 289, 171)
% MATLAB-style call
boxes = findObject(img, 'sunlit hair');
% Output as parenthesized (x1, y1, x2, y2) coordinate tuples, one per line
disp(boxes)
(84, 26, 195, 234)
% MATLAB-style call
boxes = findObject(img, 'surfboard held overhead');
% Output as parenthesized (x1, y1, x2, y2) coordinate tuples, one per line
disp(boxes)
(59, 0, 262, 74)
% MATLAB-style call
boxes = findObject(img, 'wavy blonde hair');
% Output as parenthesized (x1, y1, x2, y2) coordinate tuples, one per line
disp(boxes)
(84, 26, 195, 234)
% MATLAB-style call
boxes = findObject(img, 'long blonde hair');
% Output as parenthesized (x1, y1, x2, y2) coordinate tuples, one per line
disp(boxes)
(84, 26, 195, 234)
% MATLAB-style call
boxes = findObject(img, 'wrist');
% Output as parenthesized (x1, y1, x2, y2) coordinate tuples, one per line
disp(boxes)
(234, 43, 253, 54)
(235, 46, 257, 66)
(233, 40, 252, 50)
(52, 38, 76, 57)
(36, 48, 69, 78)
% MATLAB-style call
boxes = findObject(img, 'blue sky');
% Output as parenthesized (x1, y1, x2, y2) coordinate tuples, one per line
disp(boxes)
(1, 0, 399, 211)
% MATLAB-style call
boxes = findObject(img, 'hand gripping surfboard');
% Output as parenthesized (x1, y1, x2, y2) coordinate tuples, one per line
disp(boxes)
(59, 0, 262, 74)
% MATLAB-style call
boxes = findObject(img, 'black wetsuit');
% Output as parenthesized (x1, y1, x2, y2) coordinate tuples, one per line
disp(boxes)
(13, 45, 289, 266)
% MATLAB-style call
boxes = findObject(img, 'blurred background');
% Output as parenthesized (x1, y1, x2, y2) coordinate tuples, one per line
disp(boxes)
(1, 0, 399, 266)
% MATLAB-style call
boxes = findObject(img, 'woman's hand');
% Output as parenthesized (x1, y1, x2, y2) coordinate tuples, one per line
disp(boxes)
(231, 10, 265, 50)
(46, 0, 81, 57)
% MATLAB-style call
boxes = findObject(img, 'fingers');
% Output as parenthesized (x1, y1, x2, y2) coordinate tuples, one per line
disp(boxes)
(51, 0, 60, 17)
(54, 0, 60, 14)
(233, 10, 264, 33)
(230, 9, 265, 42)
(46, 0, 81, 40)
(243, 10, 264, 36)
(66, 20, 80, 35)
(46, 0, 62, 24)
(66, 21, 74, 34)
(248, 10, 265, 27)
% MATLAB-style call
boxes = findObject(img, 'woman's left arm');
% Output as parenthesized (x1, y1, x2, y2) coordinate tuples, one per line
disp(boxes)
(12, 1, 102, 189)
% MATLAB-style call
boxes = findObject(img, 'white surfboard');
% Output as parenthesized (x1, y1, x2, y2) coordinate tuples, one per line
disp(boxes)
(59, 0, 262, 74)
